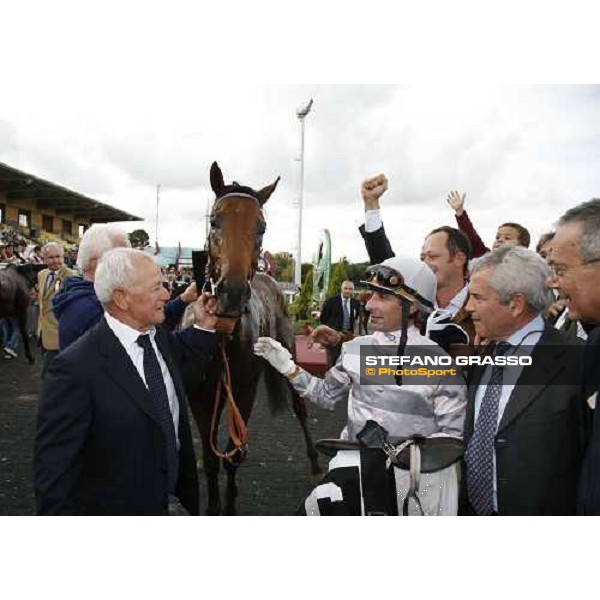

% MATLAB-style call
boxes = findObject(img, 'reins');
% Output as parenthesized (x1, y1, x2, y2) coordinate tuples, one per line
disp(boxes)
(209, 342, 248, 463)
(206, 188, 262, 462)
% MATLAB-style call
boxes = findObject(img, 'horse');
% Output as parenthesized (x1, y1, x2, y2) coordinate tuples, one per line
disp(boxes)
(0, 263, 45, 363)
(184, 162, 322, 515)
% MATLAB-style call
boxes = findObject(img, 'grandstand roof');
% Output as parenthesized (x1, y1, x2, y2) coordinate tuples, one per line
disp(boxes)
(0, 161, 142, 223)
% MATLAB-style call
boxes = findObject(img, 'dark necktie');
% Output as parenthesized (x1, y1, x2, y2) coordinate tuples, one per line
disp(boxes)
(465, 341, 511, 515)
(343, 298, 350, 331)
(44, 271, 56, 295)
(136, 334, 179, 492)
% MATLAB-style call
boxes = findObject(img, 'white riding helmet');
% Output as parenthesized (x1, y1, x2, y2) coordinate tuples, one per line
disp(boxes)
(361, 256, 436, 313)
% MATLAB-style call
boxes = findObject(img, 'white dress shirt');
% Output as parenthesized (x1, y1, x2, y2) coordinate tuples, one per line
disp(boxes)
(364, 209, 383, 233)
(473, 314, 545, 511)
(104, 312, 180, 447)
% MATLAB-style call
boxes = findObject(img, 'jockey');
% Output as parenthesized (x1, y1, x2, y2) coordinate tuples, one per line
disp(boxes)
(254, 256, 468, 515)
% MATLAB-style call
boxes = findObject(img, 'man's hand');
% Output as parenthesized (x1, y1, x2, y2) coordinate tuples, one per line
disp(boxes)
(309, 325, 343, 349)
(548, 299, 566, 319)
(446, 190, 466, 216)
(191, 292, 218, 330)
(179, 281, 198, 304)
(253, 337, 296, 376)
(361, 174, 388, 211)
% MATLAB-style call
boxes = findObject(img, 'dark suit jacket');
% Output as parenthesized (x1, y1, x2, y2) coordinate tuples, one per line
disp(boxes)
(35, 318, 218, 516)
(320, 294, 360, 332)
(459, 325, 586, 515)
(576, 327, 600, 514)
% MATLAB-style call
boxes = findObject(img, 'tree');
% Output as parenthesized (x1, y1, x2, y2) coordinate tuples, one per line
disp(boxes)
(289, 266, 313, 321)
(346, 261, 370, 285)
(327, 259, 349, 297)
(129, 229, 150, 249)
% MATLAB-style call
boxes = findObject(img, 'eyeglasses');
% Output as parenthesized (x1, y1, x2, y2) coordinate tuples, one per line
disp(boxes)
(549, 257, 600, 279)
(364, 265, 404, 289)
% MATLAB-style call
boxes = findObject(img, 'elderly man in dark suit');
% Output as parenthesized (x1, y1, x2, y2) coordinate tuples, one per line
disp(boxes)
(549, 198, 600, 515)
(35, 248, 219, 516)
(319, 281, 359, 368)
(460, 245, 586, 515)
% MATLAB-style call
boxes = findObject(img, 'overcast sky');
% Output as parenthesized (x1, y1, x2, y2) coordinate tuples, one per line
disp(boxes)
(2, 84, 599, 264)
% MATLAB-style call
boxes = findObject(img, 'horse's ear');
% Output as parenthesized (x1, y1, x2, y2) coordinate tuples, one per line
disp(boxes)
(256, 176, 281, 205)
(210, 162, 225, 197)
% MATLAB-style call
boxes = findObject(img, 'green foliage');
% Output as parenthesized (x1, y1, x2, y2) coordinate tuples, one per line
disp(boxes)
(346, 262, 370, 285)
(327, 259, 349, 297)
(129, 229, 150, 248)
(272, 252, 293, 282)
(289, 266, 313, 320)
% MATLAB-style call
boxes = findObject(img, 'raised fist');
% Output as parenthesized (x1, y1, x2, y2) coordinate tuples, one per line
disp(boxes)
(361, 174, 388, 210)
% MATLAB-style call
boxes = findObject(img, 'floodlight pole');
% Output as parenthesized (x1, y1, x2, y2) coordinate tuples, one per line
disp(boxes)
(294, 98, 313, 288)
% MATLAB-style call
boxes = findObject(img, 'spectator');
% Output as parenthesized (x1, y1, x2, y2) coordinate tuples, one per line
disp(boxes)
(357, 290, 372, 335)
(29, 245, 44, 264)
(35, 248, 219, 515)
(549, 198, 600, 515)
(38, 243, 76, 374)
(53, 224, 197, 350)
(319, 281, 359, 368)
(358, 174, 475, 353)
(536, 231, 555, 260)
(446, 190, 530, 258)
(2, 243, 24, 265)
(461, 245, 585, 515)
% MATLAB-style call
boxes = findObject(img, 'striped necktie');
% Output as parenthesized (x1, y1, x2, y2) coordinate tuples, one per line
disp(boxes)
(465, 341, 511, 515)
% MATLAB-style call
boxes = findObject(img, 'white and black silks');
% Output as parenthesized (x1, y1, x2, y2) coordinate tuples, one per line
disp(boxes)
(299, 421, 463, 516)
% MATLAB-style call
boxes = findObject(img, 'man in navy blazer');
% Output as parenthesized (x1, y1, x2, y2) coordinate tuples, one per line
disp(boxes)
(35, 248, 219, 516)
(319, 281, 360, 367)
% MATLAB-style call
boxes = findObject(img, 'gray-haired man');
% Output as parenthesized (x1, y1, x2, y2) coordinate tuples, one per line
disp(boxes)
(35, 248, 218, 515)
(550, 198, 600, 515)
(461, 245, 585, 515)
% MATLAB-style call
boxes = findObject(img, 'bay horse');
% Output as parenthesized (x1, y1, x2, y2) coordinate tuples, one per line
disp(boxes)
(0, 263, 45, 363)
(185, 162, 322, 515)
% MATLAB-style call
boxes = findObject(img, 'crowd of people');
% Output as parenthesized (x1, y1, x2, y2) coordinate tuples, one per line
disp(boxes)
(4, 173, 600, 516)
(257, 175, 600, 515)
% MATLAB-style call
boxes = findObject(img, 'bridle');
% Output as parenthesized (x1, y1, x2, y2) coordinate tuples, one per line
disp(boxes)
(202, 191, 265, 306)
(205, 190, 265, 463)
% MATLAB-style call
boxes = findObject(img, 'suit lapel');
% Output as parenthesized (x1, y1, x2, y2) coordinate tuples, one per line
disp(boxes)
(497, 333, 566, 434)
(96, 319, 163, 428)
(154, 327, 187, 404)
(465, 364, 487, 440)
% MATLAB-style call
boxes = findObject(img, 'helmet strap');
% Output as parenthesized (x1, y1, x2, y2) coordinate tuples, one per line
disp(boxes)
(394, 299, 411, 386)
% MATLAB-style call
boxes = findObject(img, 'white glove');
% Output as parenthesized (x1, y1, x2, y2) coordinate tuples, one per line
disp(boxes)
(253, 337, 295, 376)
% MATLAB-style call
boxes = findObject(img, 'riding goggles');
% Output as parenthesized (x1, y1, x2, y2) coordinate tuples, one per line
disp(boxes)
(361, 265, 434, 313)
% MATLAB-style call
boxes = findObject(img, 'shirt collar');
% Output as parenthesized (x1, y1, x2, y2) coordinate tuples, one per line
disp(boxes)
(433, 284, 469, 314)
(505, 314, 545, 347)
(104, 311, 157, 351)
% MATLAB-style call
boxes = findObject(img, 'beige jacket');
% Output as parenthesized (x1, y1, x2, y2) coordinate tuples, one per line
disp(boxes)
(37, 265, 76, 350)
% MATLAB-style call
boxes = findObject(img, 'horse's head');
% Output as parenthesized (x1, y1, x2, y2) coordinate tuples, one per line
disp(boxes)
(207, 162, 280, 318)
(15, 263, 46, 287)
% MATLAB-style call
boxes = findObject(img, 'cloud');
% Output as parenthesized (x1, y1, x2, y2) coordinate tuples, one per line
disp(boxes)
(2, 85, 600, 263)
